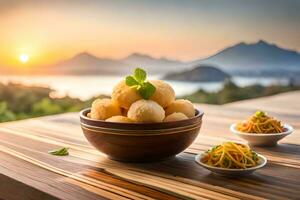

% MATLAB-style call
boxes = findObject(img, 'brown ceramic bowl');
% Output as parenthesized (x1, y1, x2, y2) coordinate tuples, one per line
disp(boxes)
(80, 108, 204, 162)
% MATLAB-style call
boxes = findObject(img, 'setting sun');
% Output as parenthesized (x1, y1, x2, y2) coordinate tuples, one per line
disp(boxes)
(19, 54, 29, 63)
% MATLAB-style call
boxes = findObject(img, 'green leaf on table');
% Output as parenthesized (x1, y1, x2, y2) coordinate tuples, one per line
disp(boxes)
(134, 68, 147, 83)
(49, 147, 69, 156)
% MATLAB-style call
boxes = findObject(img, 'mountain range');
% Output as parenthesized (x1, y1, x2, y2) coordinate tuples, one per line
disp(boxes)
(1, 40, 300, 76)
(197, 40, 300, 73)
(31, 52, 185, 75)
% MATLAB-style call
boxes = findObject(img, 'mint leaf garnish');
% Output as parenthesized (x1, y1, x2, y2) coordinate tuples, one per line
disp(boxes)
(126, 76, 139, 86)
(49, 147, 69, 156)
(125, 68, 156, 99)
(138, 82, 156, 99)
(134, 68, 147, 83)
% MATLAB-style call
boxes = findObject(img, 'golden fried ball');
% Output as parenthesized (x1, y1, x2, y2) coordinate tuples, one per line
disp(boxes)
(90, 98, 121, 120)
(165, 99, 195, 118)
(105, 116, 134, 123)
(149, 80, 175, 108)
(111, 80, 142, 109)
(163, 112, 188, 122)
(128, 99, 165, 122)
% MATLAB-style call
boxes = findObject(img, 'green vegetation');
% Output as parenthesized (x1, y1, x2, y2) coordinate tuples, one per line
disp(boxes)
(0, 80, 299, 123)
(182, 80, 300, 104)
(0, 83, 107, 122)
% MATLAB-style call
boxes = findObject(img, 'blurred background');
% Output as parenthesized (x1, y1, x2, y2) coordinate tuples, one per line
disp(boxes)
(1, 0, 300, 122)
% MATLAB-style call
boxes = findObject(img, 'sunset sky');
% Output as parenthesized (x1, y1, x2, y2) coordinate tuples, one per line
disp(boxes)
(0, 0, 299, 67)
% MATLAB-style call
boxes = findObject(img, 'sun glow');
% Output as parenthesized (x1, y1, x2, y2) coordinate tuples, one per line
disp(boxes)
(19, 54, 29, 63)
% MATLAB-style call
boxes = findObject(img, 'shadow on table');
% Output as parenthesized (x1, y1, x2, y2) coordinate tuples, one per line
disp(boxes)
(255, 143, 300, 156)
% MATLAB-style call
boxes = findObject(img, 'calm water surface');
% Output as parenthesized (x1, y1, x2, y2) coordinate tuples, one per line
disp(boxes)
(0, 75, 288, 100)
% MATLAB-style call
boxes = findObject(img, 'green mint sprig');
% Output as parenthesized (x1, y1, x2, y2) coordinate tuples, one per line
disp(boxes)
(49, 147, 69, 156)
(125, 68, 156, 99)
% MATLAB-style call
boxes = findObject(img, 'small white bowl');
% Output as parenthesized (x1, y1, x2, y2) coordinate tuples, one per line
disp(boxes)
(230, 123, 293, 146)
(195, 152, 267, 177)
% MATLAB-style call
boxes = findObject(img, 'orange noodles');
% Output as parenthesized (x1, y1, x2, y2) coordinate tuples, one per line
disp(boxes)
(237, 111, 284, 133)
(202, 142, 259, 169)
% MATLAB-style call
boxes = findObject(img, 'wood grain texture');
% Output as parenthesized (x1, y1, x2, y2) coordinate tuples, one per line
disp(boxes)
(0, 91, 299, 200)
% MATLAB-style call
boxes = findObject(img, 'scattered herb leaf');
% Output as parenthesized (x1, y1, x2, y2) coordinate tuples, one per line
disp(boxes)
(49, 147, 69, 156)
(125, 68, 156, 99)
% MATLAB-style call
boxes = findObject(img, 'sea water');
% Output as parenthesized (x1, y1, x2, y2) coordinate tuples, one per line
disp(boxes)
(0, 75, 288, 100)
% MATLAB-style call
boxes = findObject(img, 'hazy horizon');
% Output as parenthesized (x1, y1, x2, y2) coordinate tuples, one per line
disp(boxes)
(1, 0, 300, 68)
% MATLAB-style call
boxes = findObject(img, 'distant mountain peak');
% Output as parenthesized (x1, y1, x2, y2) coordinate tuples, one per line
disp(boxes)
(70, 51, 100, 61)
(123, 52, 183, 64)
(197, 39, 300, 72)
(236, 42, 246, 46)
(164, 64, 230, 82)
(253, 40, 278, 48)
(236, 40, 273, 48)
(256, 39, 268, 45)
(125, 53, 154, 60)
(72, 52, 99, 60)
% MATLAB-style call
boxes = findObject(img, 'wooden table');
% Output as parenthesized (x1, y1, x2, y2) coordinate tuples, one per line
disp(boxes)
(1, 91, 300, 200)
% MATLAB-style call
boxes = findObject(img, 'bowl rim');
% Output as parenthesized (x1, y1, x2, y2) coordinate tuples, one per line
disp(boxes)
(80, 107, 204, 126)
(195, 152, 267, 172)
(81, 119, 202, 132)
(81, 122, 202, 136)
(230, 123, 294, 136)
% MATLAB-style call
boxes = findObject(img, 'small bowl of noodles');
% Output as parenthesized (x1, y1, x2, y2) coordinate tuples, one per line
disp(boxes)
(230, 111, 293, 146)
(195, 142, 267, 176)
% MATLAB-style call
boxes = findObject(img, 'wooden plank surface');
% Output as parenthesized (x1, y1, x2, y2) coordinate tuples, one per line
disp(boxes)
(0, 91, 300, 200)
